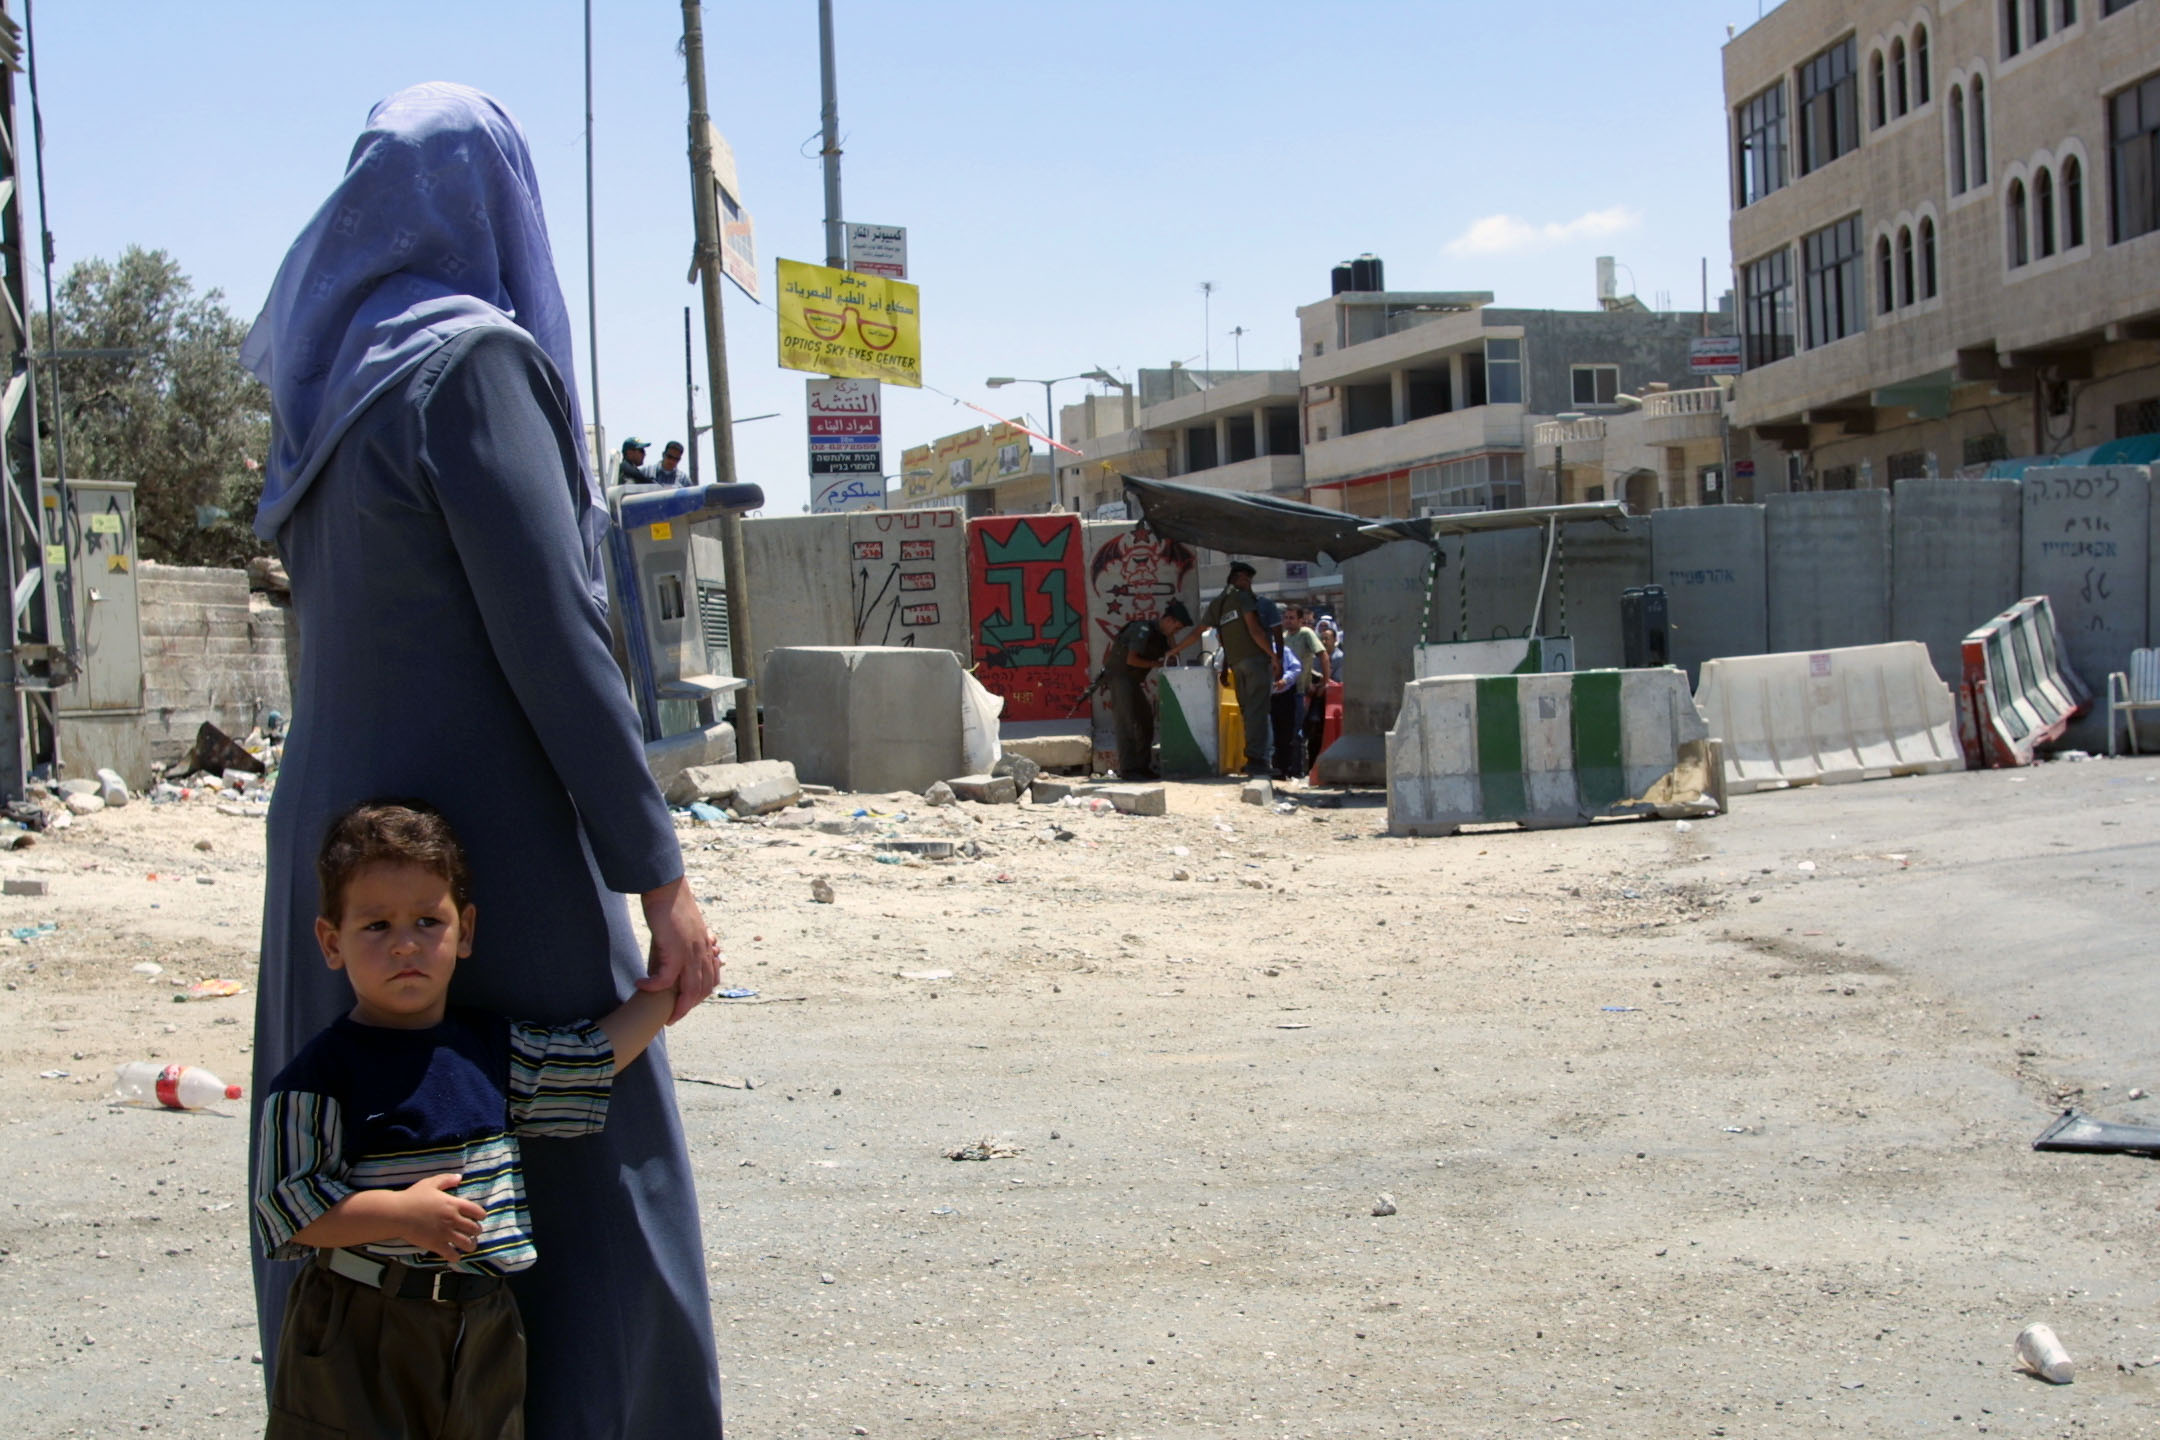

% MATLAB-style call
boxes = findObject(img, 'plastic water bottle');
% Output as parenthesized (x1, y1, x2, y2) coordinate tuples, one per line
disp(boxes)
(2015, 1322, 2074, 1384)
(112, 1062, 243, 1111)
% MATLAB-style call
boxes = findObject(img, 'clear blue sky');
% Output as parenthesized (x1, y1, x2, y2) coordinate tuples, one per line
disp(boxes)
(32, 1, 1770, 514)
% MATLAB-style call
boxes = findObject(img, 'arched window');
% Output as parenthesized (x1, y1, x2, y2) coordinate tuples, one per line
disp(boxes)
(1914, 26, 1931, 104)
(1870, 51, 1888, 129)
(2008, 179, 2029, 267)
(1877, 235, 1896, 313)
(1948, 85, 1968, 192)
(1892, 38, 1910, 117)
(2005, 0, 2024, 57)
(2036, 168, 2057, 256)
(1971, 76, 1988, 180)
(1897, 226, 1916, 305)
(2064, 155, 2084, 247)
(1920, 217, 1939, 298)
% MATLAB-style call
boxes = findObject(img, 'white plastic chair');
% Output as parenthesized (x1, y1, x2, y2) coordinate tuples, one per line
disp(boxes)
(2107, 648, 2160, 756)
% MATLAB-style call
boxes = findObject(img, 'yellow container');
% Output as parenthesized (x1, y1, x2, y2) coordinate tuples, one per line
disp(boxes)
(1217, 681, 1243, 775)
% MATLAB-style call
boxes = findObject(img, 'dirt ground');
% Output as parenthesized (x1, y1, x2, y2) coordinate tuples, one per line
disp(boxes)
(6, 757, 2160, 1439)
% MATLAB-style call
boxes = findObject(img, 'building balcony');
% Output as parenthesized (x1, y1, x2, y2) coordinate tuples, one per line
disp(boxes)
(1639, 387, 1729, 445)
(1530, 416, 1606, 471)
(1173, 454, 1305, 497)
(1304, 405, 1526, 485)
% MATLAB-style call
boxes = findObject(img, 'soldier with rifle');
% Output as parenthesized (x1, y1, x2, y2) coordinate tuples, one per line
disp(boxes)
(1079, 601, 1193, 781)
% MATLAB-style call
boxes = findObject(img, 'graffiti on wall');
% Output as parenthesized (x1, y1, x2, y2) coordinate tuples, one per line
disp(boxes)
(1087, 525, 1194, 643)
(850, 510, 957, 645)
(966, 514, 1088, 720)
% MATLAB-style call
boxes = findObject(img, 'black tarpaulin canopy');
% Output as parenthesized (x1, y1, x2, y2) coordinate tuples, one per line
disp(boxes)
(1119, 474, 1630, 563)
(1118, 475, 1393, 565)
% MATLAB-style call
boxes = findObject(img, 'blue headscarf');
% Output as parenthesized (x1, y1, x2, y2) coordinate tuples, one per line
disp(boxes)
(241, 83, 594, 544)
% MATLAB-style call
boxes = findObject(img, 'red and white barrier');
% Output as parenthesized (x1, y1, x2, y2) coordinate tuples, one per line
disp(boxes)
(1958, 596, 2091, 768)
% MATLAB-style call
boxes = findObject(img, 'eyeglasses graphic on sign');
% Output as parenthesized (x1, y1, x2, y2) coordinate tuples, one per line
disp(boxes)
(800, 303, 899, 350)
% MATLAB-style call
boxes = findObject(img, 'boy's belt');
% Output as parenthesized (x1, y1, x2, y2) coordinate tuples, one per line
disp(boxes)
(323, 1246, 504, 1303)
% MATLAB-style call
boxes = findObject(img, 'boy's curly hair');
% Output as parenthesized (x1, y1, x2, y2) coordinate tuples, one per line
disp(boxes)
(316, 799, 473, 921)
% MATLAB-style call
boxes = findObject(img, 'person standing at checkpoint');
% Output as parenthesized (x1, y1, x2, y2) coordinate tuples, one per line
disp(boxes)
(1104, 601, 1191, 781)
(1195, 561, 1278, 777)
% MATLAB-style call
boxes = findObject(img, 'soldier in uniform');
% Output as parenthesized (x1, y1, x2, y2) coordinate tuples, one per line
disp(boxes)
(1103, 601, 1192, 781)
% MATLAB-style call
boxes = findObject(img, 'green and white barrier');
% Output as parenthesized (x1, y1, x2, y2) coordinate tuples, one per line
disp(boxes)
(1156, 666, 1220, 777)
(1386, 668, 1724, 837)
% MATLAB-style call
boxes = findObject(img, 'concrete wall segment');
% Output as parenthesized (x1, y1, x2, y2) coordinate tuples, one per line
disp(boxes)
(2019, 466, 2151, 744)
(1890, 478, 2024, 681)
(1766, 490, 1893, 652)
(1651, 506, 1769, 682)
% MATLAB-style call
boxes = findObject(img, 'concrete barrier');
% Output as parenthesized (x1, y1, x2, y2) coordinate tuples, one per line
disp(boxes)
(762, 646, 968, 793)
(1766, 490, 1893, 652)
(1890, 478, 2023, 683)
(1317, 540, 1430, 786)
(740, 509, 969, 685)
(1385, 668, 1722, 836)
(1649, 506, 1768, 682)
(1156, 666, 1219, 777)
(2020, 467, 2150, 749)
(1957, 595, 2091, 768)
(1693, 641, 1964, 793)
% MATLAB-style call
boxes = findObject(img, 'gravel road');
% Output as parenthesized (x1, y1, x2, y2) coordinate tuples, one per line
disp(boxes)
(5, 757, 2159, 1438)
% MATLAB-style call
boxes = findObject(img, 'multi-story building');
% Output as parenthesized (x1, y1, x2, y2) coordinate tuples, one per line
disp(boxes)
(1294, 266, 1722, 514)
(1056, 366, 1304, 519)
(1725, 0, 2160, 483)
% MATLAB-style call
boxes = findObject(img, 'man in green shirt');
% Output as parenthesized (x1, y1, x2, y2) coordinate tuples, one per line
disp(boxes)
(1193, 561, 1278, 777)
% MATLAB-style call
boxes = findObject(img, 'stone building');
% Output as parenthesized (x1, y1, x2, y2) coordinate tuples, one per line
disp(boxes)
(1725, 0, 2160, 483)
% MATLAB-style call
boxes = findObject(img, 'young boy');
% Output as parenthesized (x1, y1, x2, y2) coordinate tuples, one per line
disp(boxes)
(252, 800, 682, 1439)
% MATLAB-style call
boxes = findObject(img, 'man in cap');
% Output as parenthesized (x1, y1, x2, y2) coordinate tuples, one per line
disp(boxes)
(652, 440, 690, 486)
(617, 437, 655, 485)
(1193, 561, 1278, 777)
(1101, 601, 1192, 782)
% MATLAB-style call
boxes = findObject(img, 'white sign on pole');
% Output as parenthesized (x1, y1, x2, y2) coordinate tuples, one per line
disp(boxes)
(705, 123, 759, 302)
(844, 223, 908, 280)
(1688, 334, 1745, 375)
(807, 377, 883, 513)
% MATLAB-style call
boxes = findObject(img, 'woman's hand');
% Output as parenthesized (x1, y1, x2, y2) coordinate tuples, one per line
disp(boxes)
(637, 876, 721, 1023)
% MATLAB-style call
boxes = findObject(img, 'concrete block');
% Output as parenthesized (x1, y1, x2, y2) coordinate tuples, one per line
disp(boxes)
(1030, 776, 1088, 803)
(96, 769, 129, 808)
(763, 646, 969, 793)
(643, 722, 739, 800)
(4, 878, 48, 896)
(2022, 466, 2152, 747)
(1001, 734, 1092, 770)
(1891, 479, 2023, 682)
(663, 758, 797, 809)
(65, 792, 105, 815)
(922, 780, 957, 806)
(1240, 778, 1273, 806)
(991, 754, 1041, 791)
(1766, 491, 1892, 652)
(946, 773, 1018, 804)
(1088, 783, 1167, 817)
(1650, 505, 1767, 682)
(58, 778, 99, 798)
(730, 772, 803, 817)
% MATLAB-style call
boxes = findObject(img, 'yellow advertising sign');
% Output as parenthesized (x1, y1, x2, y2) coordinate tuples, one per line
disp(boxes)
(776, 259, 921, 389)
(901, 422, 1035, 502)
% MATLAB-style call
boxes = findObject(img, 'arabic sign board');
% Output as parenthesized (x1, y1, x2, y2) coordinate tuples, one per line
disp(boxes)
(776, 258, 920, 388)
(844, 223, 908, 280)
(900, 422, 1035, 503)
(813, 474, 886, 513)
(705, 124, 759, 302)
(1688, 335, 1744, 375)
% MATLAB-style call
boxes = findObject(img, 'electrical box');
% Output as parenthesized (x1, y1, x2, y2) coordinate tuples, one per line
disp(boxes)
(42, 479, 142, 714)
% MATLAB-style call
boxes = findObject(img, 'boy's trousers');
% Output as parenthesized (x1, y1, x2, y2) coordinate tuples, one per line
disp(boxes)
(267, 1253, 526, 1440)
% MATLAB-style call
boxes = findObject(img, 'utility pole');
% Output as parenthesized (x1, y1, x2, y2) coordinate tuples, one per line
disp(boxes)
(1228, 324, 1246, 370)
(818, 0, 844, 268)
(682, 306, 698, 483)
(681, 0, 759, 758)
(1199, 280, 1215, 384)
(583, 0, 603, 461)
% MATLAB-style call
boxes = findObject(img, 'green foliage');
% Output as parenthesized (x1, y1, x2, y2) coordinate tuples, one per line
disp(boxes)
(34, 247, 271, 567)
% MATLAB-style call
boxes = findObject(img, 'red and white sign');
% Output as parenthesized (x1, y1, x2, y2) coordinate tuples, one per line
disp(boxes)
(1688, 335, 1745, 375)
(808, 377, 883, 511)
(844, 223, 908, 280)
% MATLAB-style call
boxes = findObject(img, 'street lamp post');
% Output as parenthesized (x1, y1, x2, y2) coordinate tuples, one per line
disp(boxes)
(1550, 410, 1585, 506)
(984, 369, 1117, 510)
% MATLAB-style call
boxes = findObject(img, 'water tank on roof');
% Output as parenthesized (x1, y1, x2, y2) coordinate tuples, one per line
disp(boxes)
(1331, 262, 1355, 295)
(1351, 254, 1384, 292)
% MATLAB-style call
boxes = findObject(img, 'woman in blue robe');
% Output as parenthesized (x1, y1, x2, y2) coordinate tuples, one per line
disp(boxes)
(242, 83, 725, 1438)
